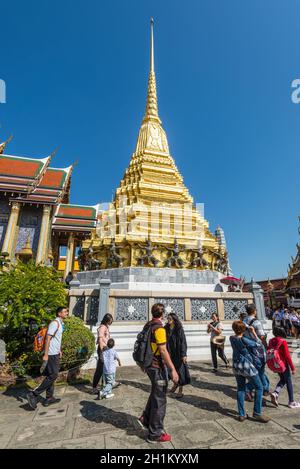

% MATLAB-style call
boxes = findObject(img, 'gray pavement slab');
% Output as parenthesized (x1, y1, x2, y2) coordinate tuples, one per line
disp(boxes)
(2, 360, 300, 449)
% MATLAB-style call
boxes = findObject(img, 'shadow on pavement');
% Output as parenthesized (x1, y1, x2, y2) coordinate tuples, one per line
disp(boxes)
(79, 400, 145, 441)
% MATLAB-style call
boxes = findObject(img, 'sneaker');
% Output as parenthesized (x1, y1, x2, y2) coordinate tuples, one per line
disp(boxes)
(43, 397, 61, 407)
(252, 414, 270, 423)
(270, 392, 279, 407)
(288, 402, 300, 409)
(105, 393, 115, 399)
(112, 382, 121, 389)
(137, 415, 148, 430)
(26, 392, 37, 410)
(212, 369, 218, 373)
(147, 433, 172, 443)
(96, 391, 104, 400)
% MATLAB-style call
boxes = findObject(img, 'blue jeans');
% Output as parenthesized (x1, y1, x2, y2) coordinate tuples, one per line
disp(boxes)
(246, 367, 270, 394)
(102, 373, 115, 396)
(275, 366, 294, 403)
(235, 373, 263, 417)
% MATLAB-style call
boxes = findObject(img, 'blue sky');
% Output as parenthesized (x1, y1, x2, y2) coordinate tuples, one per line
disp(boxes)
(0, 0, 299, 280)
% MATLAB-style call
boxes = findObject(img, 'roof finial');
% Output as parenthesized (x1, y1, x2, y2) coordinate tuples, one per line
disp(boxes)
(143, 18, 160, 123)
(0, 134, 13, 155)
(150, 18, 154, 73)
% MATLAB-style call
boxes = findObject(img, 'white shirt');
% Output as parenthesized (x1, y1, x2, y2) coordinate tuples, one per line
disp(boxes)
(47, 318, 63, 356)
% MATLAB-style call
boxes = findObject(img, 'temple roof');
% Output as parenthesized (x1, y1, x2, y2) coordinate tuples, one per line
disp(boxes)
(0, 152, 72, 204)
(52, 204, 98, 232)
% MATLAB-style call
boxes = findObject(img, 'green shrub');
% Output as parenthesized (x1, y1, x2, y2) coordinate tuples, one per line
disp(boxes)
(0, 261, 68, 376)
(60, 316, 95, 372)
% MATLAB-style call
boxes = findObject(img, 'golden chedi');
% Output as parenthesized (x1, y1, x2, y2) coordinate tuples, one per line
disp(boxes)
(83, 20, 228, 273)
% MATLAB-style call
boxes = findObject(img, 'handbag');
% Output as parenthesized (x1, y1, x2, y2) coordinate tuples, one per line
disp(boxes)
(178, 362, 191, 386)
(211, 335, 226, 347)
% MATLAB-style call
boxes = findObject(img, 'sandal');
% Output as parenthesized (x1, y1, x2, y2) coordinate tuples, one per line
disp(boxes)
(169, 384, 179, 394)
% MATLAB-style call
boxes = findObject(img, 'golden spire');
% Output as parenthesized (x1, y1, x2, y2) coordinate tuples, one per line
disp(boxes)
(143, 18, 161, 124)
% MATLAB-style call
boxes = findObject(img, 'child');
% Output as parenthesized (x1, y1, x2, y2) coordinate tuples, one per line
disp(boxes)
(98, 338, 121, 400)
(269, 326, 300, 409)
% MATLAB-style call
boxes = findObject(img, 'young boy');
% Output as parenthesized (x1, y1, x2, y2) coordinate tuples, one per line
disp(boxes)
(97, 338, 121, 399)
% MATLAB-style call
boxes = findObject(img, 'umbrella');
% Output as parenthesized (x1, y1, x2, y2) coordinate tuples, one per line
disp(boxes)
(220, 276, 242, 286)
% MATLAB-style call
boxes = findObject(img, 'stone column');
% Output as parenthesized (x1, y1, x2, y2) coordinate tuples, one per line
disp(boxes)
(36, 205, 52, 264)
(249, 279, 266, 321)
(97, 279, 111, 325)
(2, 202, 21, 258)
(64, 234, 75, 279)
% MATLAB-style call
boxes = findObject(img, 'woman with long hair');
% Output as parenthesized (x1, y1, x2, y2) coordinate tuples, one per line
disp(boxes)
(165, 312, 189, 398)
(92, 313, 113, 394)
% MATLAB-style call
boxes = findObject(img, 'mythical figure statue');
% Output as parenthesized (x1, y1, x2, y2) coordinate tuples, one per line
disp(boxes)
(107, 240, 124, 268)
(165, 238, 185, 268)
(78, 247, 102, 271)
(190, 245, 208, 269)
(214, 254, 228, 274)
(136, 237, 159, 267)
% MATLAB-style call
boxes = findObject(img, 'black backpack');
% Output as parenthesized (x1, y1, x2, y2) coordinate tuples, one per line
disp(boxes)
(132, 321, 159, 370)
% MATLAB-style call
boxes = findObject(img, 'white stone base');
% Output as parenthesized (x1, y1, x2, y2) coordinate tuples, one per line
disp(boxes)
(83, 320, 273, 369)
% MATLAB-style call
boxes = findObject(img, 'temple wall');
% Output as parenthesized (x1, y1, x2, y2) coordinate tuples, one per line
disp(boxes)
(0, 196, 10, 251)
(69, 287, 258, 367)
(14, 205, 43, 258)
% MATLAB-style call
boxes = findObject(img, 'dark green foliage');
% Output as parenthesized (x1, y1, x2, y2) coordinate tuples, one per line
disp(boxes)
(60, 316, 95, 371)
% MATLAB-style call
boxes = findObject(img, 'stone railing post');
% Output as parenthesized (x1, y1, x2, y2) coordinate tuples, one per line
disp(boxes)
(68, 277, 81, 316)
(249, 279, 266, 321)
(97, 279, 111, 325)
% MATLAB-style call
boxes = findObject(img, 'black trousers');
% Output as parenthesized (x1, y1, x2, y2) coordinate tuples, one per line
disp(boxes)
(143, 367, 168, 439)
(210, 342, 229, 370)
(33, 355, 60, 399)
(92, 348, 104, 389)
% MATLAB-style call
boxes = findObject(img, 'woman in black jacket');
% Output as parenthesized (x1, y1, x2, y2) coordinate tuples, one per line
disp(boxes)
(165, 313, 190, 398)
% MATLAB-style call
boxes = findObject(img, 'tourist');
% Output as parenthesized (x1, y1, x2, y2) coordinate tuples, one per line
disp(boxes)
(97, 338, 121, 400)
(289, 309, 300, 339)
(269, 326, 300, 409)
(65, 271, 74, 287)
(165, 312, 190, 398)
(282, 309, 293, 337)
(272, 307, 284, 328)
(243, 304, 270, 398)
(92, 313, 113, 394)
(138, 303, 179, 443)
(230, 320, 270, 423)
(27, 307, 69, 410)
(207, 313, 229, 372)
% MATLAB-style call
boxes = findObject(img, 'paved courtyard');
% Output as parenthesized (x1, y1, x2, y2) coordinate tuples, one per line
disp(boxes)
(1, 360, 300, 449)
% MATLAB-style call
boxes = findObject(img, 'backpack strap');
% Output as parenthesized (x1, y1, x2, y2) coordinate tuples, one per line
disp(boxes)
(48, 319, 60, 340)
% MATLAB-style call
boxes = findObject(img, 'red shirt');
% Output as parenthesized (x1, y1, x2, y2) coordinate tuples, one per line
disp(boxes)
(269, 337, 295, 372)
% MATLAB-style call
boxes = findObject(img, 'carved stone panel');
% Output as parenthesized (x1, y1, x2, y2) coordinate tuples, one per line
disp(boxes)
(73, 296, 85, 321)
(191, 299, 217, 321)
(87, 297, 99, 325)
(223, 299, 248, 320)
(115, 298, 148, 321)
(154, 298, 185, 321)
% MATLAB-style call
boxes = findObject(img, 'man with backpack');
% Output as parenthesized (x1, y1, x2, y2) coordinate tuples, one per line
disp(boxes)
(27, 307, 69, 410)
(243, 304, 270, 399)
(134, 303, 179, 443)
